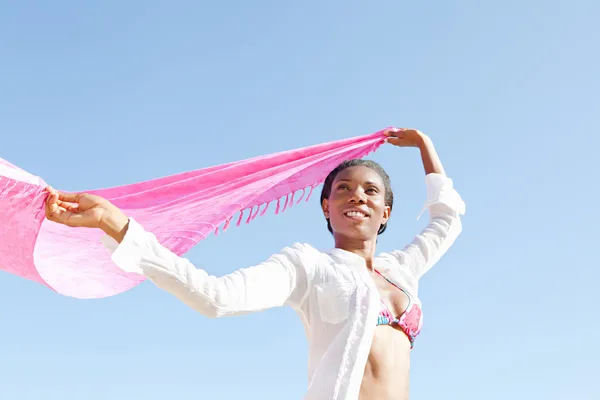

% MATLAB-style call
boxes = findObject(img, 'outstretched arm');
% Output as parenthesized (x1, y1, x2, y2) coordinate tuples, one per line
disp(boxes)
(382, 129, 465, 279)
(385, 128, 445, 176)
(45, 189, 314, 316)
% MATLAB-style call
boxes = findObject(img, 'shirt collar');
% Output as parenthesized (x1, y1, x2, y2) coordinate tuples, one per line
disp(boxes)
(327, 247, 368, 265)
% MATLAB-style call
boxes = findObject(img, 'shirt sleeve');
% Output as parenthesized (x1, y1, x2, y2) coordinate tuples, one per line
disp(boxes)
(101, 218, 314, 317)
(380, 173, 466, 280)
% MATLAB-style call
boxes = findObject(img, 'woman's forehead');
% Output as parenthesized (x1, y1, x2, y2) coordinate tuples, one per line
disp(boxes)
(334, 166, 383, 185)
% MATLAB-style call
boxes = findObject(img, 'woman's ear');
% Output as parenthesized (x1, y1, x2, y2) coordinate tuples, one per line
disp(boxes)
(381, 205, 391, 225)
(321, 198, 330, 219)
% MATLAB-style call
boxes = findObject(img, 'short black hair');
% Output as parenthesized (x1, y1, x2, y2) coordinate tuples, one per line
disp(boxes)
(320, 159, 393, 235)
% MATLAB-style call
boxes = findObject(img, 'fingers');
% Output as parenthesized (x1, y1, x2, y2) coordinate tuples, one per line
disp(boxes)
(61, 202, 80, 211)
(45, 189, 58, 213)
(57, 191, 80, 203)
(44, 187, 72, 222)
(383, 127, 408, 137)
(46, 207, 76, 226)
(44, 186, 81, 202)
(45, 197, 60, 221)
(385, 137, 405, 145)
(45, 195, 76, 224)
(385, 131, 406, 144)
(45, 186, 82, 211)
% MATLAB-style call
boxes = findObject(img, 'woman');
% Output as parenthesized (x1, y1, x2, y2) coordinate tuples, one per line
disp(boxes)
(45, 128, 465, 400)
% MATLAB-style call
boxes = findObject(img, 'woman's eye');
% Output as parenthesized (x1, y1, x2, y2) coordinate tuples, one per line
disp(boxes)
(366, 188, 378, 194)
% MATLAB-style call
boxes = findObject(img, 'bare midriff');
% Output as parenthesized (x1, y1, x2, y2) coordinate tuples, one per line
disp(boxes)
(359, 269, 414, 400)
(359, 325, 412, 400)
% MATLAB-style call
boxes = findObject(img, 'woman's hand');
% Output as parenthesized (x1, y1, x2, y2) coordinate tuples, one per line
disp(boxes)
(383, 127, 445, 176)
(44, 187, 130, 242)
(383, 128, 428, 147)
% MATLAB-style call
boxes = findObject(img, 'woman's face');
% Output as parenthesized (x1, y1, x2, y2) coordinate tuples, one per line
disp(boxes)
(322, 166, 390, 241)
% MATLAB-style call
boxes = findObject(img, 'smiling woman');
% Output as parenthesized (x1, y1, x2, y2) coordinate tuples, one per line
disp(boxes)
(44, 128, 465, 400)
(320, 159, 394, 237)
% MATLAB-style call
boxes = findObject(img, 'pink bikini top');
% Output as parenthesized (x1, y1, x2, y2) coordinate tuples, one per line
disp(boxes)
(375, 270, 423, 348)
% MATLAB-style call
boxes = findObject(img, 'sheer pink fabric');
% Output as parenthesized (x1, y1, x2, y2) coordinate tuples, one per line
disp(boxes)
(0, 130, 387, 298)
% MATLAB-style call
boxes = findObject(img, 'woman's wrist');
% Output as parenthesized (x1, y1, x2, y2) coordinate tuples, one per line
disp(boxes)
(416, 132, 431, 149)
(100, 207, 130, 243)
(417, 135, 445, 176)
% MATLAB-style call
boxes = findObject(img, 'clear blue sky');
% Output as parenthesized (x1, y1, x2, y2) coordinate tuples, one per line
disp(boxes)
(1, 1, 598, 399)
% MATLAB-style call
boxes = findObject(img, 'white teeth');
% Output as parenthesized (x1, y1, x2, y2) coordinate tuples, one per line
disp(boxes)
(345, 211, 367, 219)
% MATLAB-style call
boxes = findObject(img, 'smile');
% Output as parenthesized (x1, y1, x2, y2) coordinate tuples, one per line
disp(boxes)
(343, 210, 369, 220)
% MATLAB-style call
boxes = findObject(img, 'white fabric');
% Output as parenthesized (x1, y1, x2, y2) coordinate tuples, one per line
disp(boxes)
(102, 173, 465, 400)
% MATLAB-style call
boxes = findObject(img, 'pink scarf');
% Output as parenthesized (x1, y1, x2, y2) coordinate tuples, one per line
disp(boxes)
(0, 130, 387, 299)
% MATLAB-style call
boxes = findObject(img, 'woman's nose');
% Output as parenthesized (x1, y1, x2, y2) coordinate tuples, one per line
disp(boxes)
(349, 189, 366, 204)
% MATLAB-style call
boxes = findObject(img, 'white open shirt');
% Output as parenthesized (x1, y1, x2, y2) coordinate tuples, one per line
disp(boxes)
(102, 173, 466, 400)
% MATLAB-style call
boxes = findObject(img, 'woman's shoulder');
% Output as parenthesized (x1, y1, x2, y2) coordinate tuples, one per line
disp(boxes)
(290, 242, 339, 265)
(274, 242, 337, 272)
(272, 242, 328, 263)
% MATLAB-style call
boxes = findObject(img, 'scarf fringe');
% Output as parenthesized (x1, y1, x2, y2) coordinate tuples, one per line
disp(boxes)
(211, 139, 382, 238)
(213, 182, 322, 237)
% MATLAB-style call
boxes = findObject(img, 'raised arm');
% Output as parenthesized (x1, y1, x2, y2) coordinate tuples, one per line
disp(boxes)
(381, 129, 465, 279)
(44, 189, 315, 317)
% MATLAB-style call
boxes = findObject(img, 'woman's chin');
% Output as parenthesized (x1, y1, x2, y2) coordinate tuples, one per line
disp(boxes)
(334, 226, 377, 242)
